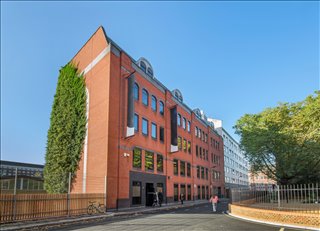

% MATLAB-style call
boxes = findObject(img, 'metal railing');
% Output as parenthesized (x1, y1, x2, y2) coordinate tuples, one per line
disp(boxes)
(231, 183, 320, 214)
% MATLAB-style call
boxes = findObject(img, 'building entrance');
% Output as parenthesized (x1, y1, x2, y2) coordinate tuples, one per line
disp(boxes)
(145, 183, 155, 206)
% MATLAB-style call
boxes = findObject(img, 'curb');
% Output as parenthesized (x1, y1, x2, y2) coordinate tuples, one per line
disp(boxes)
(226, 211, 319, 231)
(0, 202, 207, 231)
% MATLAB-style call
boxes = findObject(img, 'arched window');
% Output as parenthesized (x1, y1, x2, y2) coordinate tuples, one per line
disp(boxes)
(140, 61, 146, 73)
(159, 101, 164, 115)
(177, 113, 181, 126)
(142, 89, 149, 106)
(147, 67, 153, 77)
(151, 95, 157, 111)
(133, 83, 139, 100)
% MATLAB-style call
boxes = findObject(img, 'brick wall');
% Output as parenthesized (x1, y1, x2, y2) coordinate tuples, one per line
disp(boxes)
(229, 204, 320, 229)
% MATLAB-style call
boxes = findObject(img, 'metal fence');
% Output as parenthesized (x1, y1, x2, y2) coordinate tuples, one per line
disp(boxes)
(231, 183, 320, 214)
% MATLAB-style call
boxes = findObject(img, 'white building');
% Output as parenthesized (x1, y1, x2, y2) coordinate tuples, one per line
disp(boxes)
(207, 119, 249, 196)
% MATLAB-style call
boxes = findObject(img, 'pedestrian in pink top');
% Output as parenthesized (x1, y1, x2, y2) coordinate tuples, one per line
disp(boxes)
(209, 195, 219, 212)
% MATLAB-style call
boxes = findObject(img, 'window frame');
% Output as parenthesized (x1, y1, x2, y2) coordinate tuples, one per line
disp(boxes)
(142, 118, 149, 136)
(133, 83, 139, 101)
(151, 95, 157, 112)
(134, 113, 139, 132)
(151, 122, 157, 139)
(159, 101, 164, 115)
(142, 89, 149, 106)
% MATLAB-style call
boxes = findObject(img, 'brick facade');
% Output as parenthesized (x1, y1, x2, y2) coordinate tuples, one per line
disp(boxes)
(70, 26, 225, 209)
(229, 204, 320, 229)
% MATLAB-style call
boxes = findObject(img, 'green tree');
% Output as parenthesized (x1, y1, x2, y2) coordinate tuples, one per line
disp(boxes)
(44, 63, 87, 193)
(234, 91, 320, 185)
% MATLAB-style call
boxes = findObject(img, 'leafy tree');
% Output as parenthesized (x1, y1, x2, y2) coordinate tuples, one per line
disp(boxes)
(234, 91, 320, 185)
(44, 63, 87, 193)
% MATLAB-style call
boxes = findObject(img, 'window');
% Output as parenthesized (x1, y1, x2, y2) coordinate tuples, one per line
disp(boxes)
(199, 129, 201, 138)
(134, 114, 139, 132)
(173, 159, 178, 175)
(132, 181, 141, 205)
(195, 127, 198, 136)
(142, 89, 149, 106)
(202, 186, 205, 199)
(133, 148, 142, 168)
(199, 147, 202, 159)
(187, 163, 191, 177)
(205, 134, 207, 143)
(183, 139, 187, 152)
(159, 127, 164, 142)
(147, 67, 153, 76)
(205, 168, 208, 180)
(197, 185, 201, 199)
(180, 161, 185, 176)
(182, 117, 186, 129)
(159, 101, 164, 115)
(187, 141, 191, 154)
(151, 123, 157, 139)
(201, 167, 205, 179)
(187, 185, 191, 200)
(151, 95, 157, 111)
(197, 166, 200, 178)
(178, 136, 182, 150)
(134, 83, 139, 100)
(142, 118, 148, 135)
(156, 154, 163, 172)
(174, 184, 179, 201)
(177, 114, 181, 126)
(140, 61, 146, 72)
(187, 121, 191, 132)
(196, 145, 198, 157)
(145, 151, 154, 171)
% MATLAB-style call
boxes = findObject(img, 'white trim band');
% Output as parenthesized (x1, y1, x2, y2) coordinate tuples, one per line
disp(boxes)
(83, 45, 110, 75)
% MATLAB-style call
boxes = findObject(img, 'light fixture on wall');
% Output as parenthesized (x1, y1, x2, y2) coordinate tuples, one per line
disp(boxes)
(124, 153, 130, 157)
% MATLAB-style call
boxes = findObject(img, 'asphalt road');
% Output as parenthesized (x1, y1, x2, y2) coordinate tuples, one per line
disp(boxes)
(47, 201, 302, 231)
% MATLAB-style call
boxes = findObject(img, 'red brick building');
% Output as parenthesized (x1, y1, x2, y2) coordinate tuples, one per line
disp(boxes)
(70, 26, 224, 209)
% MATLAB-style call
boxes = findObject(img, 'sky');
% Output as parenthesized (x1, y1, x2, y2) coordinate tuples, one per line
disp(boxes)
(1, 1, 319, 165)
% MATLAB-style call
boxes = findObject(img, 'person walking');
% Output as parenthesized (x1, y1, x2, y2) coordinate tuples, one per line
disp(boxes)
(180, 193, 185, 205)
(209, 195, 219, 212)
(158, 191, 163, 207)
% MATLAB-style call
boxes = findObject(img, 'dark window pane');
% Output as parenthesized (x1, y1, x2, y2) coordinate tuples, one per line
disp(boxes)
(177, 114, 181, 126)
(132, 181, 141, 205)
(174, 184, 179, 201)
(187, 163, 191, 177)
(173, 159, 178, 175)
(160, 127, 164, 142)
(147, 67, 153, 76)
(188, 141, 191, 154)
(182, 118, 186, 129)
(140, 61, 146, 72)
(180, 161, 185, 176)
(187, 121, 191, 132)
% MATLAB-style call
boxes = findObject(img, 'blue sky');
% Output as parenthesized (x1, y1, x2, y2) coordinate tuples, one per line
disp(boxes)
(1, 2, 319, 164)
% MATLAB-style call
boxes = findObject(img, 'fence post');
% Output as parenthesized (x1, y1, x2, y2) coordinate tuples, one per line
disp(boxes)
(13, 168, 18, 221)
(277, 184, 280, 209)
(67, 172, 71, 216)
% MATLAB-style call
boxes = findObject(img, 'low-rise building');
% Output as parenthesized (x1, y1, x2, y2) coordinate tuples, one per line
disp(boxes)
(0, 160, 44, 192)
